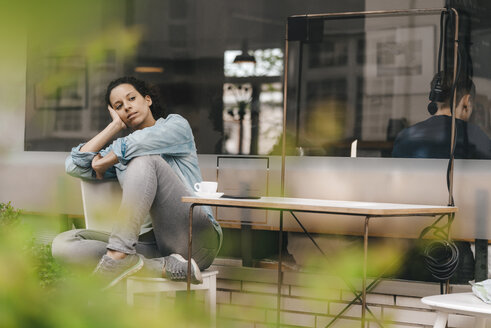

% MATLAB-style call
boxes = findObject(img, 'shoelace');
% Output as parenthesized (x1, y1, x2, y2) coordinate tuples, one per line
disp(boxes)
(95, 256, 130, 276)
(166, 259, 188, 280)
(93, 258, 116, 282)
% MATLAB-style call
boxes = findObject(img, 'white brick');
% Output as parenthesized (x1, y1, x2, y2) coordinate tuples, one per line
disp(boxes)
(231, 292, 277, 309)
(283, 271, 347, 288)
(372, 280, 440, 298)
(254, 324, 295, 328)
(367, 293, 395, 306)
(329, 302, 381, 319)
(447, 313, 475, 328)
(341, 291, 394, 306)
(450, 284, 472, 294)
(218, 304, 266, 322)
(266, 310, 316, 327)
(217, 279, 241, 291)
(329, 301, 363, 317)
(242, 281, 288, 295)
(254, 324, 282, 328)
(281, 297, 328, 314)
(217, 290, 231, 304)
(395, 295, 431, 309)
(340, 290, 358, 302)
(369, 323, 424, 328)
(363, 305, 383, 320)
(383, 308, 436, 325)
(316, 316, 360, 327)
(217, 318, 255, 328)
(291, 285, 340, 300)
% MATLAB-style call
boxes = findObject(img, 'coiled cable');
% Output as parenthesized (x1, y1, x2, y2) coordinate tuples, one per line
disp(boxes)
(423, 239, 459, 281)
(419, 214, 459, 287)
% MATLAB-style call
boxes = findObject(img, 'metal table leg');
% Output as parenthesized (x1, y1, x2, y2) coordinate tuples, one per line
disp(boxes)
(276, 210, 284, 327)
(187, 204, 195, 294)
(288, 211, 382, 327)
(362, 216, 370, 328)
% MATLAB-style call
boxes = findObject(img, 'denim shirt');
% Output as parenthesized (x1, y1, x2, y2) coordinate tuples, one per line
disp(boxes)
(65, 114, 222, 246)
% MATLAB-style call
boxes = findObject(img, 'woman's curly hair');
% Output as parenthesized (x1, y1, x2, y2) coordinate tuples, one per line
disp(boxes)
(105, 76, 165, 119)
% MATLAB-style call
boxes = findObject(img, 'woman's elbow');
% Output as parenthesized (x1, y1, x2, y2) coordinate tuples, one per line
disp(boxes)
(65, 157, 91, 178)
(65, 157, 76, 174)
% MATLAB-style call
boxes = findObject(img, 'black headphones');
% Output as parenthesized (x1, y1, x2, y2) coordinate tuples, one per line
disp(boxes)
(428, 72, 448, 115)
(428, 11, 449, 116)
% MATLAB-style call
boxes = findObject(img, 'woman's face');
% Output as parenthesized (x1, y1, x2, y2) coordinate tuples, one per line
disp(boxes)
(109, 83, 156, 130)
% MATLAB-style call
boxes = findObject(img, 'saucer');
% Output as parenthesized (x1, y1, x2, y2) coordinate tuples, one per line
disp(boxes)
(195, 192, 224, 199)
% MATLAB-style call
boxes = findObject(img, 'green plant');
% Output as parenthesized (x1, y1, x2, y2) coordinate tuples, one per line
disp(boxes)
(27, 241, 66, 289)
(0, 201, 21, 228)
(1, 202, 65, 289)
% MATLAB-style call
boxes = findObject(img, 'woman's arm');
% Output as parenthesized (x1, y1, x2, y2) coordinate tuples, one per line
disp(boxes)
(110, 114, 195, 165)
(91, 152, 119, 179)
(80, 106, 126, 152)
(66, 106, 124, 180)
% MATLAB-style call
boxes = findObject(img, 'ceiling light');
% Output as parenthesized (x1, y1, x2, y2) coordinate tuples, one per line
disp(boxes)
(134, 66, 164, 73)
(233, 40, 256, 64)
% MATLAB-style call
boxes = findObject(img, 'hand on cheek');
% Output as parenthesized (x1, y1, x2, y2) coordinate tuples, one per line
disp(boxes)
(108, 105, 127, 130)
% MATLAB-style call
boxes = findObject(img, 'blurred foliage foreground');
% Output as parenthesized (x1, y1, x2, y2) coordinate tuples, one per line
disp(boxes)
(0, 201, 405, 327)
(0, 202, 208, 328)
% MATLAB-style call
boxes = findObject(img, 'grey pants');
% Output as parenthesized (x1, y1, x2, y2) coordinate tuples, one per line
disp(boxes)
(52, 155, 220, 271)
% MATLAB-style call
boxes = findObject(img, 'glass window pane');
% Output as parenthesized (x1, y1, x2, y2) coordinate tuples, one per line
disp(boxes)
(26, 1, 491, 159)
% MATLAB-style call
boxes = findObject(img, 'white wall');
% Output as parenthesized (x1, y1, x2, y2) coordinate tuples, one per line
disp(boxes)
(0, 24, 82, 215)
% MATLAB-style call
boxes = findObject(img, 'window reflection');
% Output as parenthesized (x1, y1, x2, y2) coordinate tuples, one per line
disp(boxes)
(24, 1, 491, 159)
(222, 82, 283, 155)
(25, 1, 289, 154)
(292, 13, 491, 158)
(223, 48, 283, 155)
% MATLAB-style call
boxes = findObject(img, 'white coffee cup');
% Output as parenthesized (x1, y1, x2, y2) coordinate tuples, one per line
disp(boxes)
(194, 181, 218, 194)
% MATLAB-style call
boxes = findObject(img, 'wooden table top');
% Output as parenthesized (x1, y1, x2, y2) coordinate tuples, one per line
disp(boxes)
(182, 196, 457, 216)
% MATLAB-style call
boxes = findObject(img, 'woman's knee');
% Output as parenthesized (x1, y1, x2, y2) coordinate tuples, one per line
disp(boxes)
(51, 229, 108, 267)
(51, 229, 81, 261)
(125, 155, 166, 180)
(125, 156, 175, 188)
(127, 155, 163, 170)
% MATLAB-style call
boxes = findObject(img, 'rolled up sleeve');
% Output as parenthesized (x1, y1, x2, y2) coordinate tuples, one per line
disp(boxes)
(65, 143, 117, 180)
(70, 144, 97, 167)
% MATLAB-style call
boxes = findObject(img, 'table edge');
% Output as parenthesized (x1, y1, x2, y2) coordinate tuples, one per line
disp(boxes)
(181, 196, 458, 216)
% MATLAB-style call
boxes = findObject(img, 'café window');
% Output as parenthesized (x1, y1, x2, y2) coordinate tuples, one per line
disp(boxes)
(24, 1, 491, 159)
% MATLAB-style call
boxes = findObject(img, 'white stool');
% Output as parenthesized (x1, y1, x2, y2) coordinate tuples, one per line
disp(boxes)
(421, 292, 491, 328)
(127, 270, 218, 326)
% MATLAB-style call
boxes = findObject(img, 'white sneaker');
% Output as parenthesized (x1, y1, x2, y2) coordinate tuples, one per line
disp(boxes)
(163, 254, 202, 284)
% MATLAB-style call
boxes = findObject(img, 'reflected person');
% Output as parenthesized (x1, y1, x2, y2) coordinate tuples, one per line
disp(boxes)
(392, 73, 491, 159)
